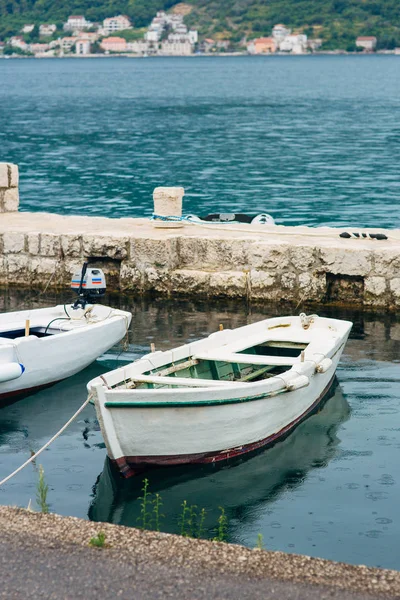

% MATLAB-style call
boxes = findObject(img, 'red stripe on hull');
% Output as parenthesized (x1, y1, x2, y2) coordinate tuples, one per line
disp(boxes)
(113, 375, 336, 478)
(0, 379, 63, 407)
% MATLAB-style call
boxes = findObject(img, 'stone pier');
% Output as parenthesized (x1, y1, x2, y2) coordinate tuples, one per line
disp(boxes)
(0, 163, 399, 310)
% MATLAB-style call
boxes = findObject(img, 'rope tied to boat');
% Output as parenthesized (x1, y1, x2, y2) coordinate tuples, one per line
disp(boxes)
(300, 313, 318, 329)
(0, 393, 93, 487)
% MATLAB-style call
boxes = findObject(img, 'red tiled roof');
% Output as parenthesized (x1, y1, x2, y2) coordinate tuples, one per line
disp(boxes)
(356, 36, 376, 40)
(102, 36, 126, 42)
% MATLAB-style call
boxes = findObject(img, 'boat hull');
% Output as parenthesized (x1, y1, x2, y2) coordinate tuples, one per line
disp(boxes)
(112, 374, 336, 476)
(0, 304, 131, 401)
(0, 379, 62, 406)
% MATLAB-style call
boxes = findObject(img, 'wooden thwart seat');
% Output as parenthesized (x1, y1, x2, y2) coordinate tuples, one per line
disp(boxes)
(192, 351, 298, 366)
(130, 374, 239, 388)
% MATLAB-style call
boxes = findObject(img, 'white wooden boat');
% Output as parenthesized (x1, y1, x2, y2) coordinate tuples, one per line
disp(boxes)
(0, 304, 131, 402)
(88, 314, 352, 476)
(89, 382, 350, 526)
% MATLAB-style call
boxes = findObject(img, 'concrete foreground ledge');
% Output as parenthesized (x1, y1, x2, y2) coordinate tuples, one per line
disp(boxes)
(0, 211, 399, 310)
(0, 506, 399, 598)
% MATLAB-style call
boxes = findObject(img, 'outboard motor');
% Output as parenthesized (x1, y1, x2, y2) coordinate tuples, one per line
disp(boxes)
(71, 262, 106, 309)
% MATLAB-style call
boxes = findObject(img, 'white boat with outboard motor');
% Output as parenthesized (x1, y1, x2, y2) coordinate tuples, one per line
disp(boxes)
(0, 263, 131, 402)
(88, 313, 352, 477)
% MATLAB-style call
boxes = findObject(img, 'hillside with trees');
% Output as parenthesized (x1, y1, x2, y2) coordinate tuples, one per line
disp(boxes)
(1, 0, 400, 49)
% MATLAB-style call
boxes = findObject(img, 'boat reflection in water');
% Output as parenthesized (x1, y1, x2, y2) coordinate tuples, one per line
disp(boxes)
(89, 380, 350, 539)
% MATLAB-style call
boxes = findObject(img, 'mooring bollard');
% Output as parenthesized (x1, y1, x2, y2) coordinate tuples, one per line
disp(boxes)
(152, 186, 184, 228)
(0, 163, 19, 213)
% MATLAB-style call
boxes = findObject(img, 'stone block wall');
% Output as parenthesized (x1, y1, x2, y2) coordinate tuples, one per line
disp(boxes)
(0, 222, 399, 310)
(118, 235, 400, 309)
(0, 163, 19, 213)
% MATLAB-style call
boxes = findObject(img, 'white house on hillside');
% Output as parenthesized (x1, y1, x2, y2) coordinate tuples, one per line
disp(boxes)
(39, 24, 57, 36)
(188, 30, 198, 44)
(127, 40, 149, 54)
(161, 39, 192, 55)
(356, 36, 377, 51)
(10, 36, 28, 50)
(145, 27, 162, 42)
(21, 24, 35, 33)
(103, 15, 131, 34)
(61, 36, 77, 51)
(64, 16, 92, 31)
(272, 24, 291, 45)
(279, 33, 307, 53)
(76, 39, 91, 54)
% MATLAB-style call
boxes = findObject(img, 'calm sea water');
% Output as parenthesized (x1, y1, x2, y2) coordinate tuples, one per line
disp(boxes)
(0, 290, 399, 569)
(1, 55, 400, 227)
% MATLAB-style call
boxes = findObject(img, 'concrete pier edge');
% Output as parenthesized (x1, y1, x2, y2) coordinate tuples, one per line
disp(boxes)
(1, 506, 399, 597)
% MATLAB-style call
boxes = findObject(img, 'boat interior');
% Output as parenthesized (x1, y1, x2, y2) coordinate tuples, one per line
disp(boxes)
(0, 326, 65, 340)
(117, 340, 309, 390)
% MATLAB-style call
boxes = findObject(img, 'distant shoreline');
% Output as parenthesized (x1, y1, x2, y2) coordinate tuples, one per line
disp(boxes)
(1, 50, 399, 59)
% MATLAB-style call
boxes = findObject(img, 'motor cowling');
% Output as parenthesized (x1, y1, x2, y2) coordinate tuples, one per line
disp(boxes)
(71, 264, 106, 309)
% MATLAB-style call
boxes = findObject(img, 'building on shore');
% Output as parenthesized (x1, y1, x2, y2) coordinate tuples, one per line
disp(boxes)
(64, 16, 92, 32)
(356, 36, 377, 51)
(126, 40, 149, 54)
(247, 37, 276, 54)
(61, 37, 78, 51)
(188, 30, 198, 44)
(308, 38, 323, 51)
(145, 27, 162, 43)
(246, 25, 308, 54)
(279, 34, 308, 54)
(76, 39, 91, 55)
(77, 31, 99, 42)
(9, 36, 29, 51)
(215, 40, 230, 51)
(39, 24, 56, 36)
(103, 16, 132, 35)
(201, 38, 216, 52)
(29, 42, 52, 56)
(160, 37, 193, 55)
(272, 24, 291, 44)
(21, 24, 35, 34)
(100, 36, 127, 52)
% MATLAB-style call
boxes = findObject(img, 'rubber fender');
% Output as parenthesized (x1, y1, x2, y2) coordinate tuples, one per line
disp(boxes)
(286, 375, 309, 391)
(0, 363, 25, 383)
(251, 213, 275, 225)
(316, 358, 333, 373)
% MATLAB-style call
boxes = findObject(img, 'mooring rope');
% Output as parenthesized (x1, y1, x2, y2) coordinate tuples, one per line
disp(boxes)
(151, 214, 399, 241)
(0, 394, 93, 487)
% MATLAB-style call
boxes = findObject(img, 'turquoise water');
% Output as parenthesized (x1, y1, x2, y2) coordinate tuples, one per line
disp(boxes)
(1, 55, 400, 227)
(0, 291, 399, 570)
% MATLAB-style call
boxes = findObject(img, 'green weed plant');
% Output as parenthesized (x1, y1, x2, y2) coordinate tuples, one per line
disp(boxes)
(89, 531, 106, 548)
(136, 479, 226, 542)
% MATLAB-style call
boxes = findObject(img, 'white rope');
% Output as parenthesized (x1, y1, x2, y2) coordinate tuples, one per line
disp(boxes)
(185, 220, 400, 241)
(0, 394, 93, 487)
(152, 215, 400, 241)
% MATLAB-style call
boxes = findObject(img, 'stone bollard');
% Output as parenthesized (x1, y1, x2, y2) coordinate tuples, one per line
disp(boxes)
(152, 186, 184, 228)
(0, 163, 19, 213)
